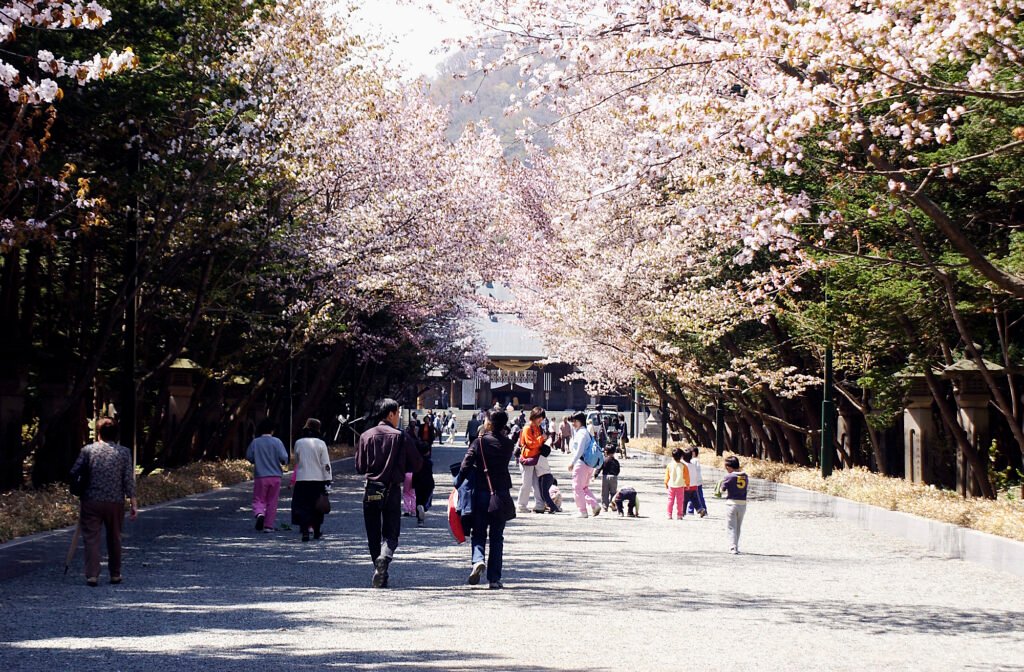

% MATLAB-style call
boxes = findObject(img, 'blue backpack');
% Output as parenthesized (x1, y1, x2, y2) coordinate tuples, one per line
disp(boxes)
(581, 432, 603, 469)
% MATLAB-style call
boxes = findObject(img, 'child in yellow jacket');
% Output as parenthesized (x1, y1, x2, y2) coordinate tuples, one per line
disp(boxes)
(664, 448, 690, 520)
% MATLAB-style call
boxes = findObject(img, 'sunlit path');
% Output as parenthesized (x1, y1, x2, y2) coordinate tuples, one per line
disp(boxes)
(2, 446, 1021, 672)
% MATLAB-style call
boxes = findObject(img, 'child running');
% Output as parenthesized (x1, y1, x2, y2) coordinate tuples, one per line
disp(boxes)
(664, 448, 690, 520)
(717, 455, 749, 553)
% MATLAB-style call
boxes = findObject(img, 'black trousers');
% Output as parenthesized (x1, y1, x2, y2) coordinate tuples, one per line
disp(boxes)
(363, 481, 402, 563)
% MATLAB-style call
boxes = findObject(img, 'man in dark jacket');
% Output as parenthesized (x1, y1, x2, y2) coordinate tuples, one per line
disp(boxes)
(356, 398, 424, 588)
(465, 415, 482, 445)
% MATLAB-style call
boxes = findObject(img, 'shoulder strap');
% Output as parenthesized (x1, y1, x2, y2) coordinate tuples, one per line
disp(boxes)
(476, 437, 496, 495)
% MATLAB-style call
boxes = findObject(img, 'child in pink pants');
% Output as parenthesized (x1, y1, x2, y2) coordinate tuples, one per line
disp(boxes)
(664, 448, 690, 520)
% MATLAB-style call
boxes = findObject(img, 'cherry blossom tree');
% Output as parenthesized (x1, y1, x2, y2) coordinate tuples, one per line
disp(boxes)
(0, 0, 136, 250)
(447, 0, 1024, 477)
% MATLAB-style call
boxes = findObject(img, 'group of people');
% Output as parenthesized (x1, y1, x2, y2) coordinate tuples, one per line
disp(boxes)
(244, 417, 333, 543)
(662, 445, 749, 552)
(68, 400, 749, 590)
(409, 410, 458, 446)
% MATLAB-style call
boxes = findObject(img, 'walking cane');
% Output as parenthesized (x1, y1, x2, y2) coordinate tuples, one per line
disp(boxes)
(63, 522, 81, 576)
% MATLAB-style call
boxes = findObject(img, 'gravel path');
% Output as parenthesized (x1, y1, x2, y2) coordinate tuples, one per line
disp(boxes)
(1, 445, 1022, 672)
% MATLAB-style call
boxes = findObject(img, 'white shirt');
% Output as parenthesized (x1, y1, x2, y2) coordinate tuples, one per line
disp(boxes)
(293, 437, 331, 482)
(535, 454, 552, 477)
(690, 457, 703, 486)
(569, 427, 591, 467)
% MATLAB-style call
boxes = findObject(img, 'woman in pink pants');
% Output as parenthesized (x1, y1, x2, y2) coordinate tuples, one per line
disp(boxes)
(567, 412, 601, 518)
(246, 418, 289, 532)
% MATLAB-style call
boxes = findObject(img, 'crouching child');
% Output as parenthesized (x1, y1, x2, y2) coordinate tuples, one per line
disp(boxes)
(609, 487, 639, 517)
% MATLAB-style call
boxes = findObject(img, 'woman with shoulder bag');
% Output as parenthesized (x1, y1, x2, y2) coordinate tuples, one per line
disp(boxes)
(568, 412, 602, 518)
(516, 406, 548, 513)
(291, 418, 332, 542)
(458, 410, 515, 589)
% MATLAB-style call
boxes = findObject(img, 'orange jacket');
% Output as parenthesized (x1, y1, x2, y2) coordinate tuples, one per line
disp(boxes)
(519, 424, 546, 460)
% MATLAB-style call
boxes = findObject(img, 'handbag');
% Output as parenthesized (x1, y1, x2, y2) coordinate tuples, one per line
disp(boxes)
(315, 491, 331, 514)
(69, 453, 90, 498)
(447, 489, 466, 543)
(478, 439, 516, 522)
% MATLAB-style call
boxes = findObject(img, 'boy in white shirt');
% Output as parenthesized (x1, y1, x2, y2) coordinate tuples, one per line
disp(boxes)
(687, 446, 708, 517)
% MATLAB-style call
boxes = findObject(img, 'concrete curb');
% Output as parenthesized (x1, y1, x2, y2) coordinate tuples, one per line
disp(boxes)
(633, 448, 1024, 579)
(698, 462, 1024, 579)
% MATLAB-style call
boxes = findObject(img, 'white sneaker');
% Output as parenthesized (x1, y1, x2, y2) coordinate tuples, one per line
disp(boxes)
(576, 511, 589, 519)
(517, 507, 530, 513)
(729, 546, 739, 554)
(467, 561, 485, 585)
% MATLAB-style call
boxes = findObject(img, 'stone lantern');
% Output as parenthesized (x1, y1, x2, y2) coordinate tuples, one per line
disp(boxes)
(168, 359, 199, 427)
(942, 359, 1004, 497)
(900, 372, 935, 485)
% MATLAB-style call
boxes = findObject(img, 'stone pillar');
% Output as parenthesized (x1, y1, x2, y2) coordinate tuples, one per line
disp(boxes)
(943, 362, 998, 497)
(956, 394, 990, 498)
(903, 394, 933, 484)
(836, 414, 851, 467)
(168, 360, 197, 429)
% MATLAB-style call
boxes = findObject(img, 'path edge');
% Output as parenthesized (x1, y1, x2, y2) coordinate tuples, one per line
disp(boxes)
(634, 449, 1024, 579)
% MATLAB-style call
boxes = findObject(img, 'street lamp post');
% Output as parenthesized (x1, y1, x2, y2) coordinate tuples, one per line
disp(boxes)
(821, 347, 835, 478)
(715, 394, 726, 457)
(660, 399, 668, 450)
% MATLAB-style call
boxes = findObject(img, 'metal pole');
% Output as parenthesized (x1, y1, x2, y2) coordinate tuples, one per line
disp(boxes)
(820, 265, 835, 478)
(715, 396, 726, 457)
(660, 399, 668, 449)
(287, 358, 294, 456)
(123, 188, 139, 467)
(821, 347, 835, 478)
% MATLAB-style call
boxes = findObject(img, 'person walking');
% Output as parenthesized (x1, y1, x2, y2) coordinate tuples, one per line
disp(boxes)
(355, 398, 424, 588)
(445, 414, 458, 444)
(717, 455, 749, 553)
(466, 413, 482, 446)
(617, 413, 629, 459)
(291, 418, 332, 542)
(516, 407, 548, 513)
(558, 416, 573, 453)
(594, 446, 620, 511)
(412, 435, 435, 526)
(69, 417, 137, 587)
(568, 412, 602, 518)
(246, 417, 289, 532)
(457, 410, 515, 589)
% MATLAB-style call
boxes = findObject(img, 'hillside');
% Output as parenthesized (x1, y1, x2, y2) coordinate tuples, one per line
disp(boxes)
(427, 47, 558, 158)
